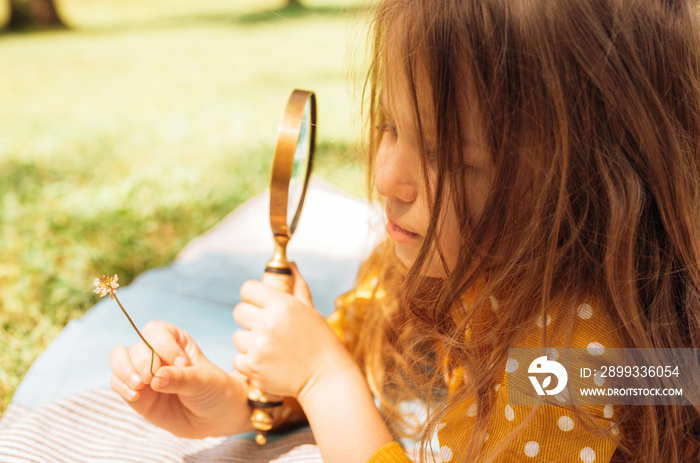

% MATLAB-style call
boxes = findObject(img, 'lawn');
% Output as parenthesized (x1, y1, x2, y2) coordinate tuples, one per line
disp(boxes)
(0, 0, 370, 414)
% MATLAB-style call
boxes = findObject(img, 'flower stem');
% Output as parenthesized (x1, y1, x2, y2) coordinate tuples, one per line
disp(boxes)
(113, 292, 156, 376)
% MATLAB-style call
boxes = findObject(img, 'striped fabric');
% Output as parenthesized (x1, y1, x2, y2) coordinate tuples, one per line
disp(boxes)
(0, 388, 322, 463)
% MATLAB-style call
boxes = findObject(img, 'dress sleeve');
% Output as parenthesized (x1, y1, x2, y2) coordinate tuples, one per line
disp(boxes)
(367, 441, 414, 463)
(326, 266, 382, 349)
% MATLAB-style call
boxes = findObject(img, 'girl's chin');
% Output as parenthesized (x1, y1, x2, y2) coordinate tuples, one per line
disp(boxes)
(393, 243, 414, 272)
(393, 242, 449, 279)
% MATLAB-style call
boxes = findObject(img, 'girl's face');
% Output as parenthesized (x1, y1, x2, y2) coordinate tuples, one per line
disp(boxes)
(374, 65, 495, 277)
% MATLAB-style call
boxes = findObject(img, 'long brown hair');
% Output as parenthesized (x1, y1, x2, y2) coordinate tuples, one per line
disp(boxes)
(345, 0, 700, 461)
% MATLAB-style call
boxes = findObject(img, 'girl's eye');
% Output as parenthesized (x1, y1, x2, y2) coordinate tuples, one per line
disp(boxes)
(376, 123, 398, 139)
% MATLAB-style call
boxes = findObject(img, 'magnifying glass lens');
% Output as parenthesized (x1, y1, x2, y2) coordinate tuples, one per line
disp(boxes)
(288, 98, 312, 233)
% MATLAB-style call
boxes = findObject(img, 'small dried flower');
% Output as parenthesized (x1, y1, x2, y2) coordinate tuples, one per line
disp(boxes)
(93, 273, 156, 375)
(93, 274, 119, 300)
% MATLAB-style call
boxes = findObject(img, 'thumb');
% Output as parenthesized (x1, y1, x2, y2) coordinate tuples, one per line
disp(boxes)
(151, 364, 209, 396)
(290, 262, 313, 307)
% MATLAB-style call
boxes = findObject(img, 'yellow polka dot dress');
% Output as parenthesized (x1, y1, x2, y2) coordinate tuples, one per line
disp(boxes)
(330, 272, 620, 463)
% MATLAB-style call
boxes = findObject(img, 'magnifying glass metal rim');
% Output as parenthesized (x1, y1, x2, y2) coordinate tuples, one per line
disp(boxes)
(269, 89, 316, 239)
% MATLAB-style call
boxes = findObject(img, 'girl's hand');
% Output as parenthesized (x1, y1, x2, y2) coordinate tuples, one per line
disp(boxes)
(234, 265, 394, 462)
(109, 321, 251, 439)
(232, 264, 356, 401)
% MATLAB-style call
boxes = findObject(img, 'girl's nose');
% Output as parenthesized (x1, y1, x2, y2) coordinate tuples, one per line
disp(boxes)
(374, 140, 418, 203)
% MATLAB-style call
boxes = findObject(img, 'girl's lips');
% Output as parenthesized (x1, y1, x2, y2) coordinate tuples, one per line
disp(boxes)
(386, 220, 420, 243)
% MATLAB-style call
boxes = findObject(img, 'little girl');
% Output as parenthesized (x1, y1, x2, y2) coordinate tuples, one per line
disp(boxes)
(109, 0, 700, 461)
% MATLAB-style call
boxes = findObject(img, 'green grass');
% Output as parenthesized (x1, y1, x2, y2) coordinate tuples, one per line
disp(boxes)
(0, 0, 370, 413)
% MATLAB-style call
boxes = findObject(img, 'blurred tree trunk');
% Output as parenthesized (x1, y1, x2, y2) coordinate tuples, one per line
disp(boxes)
(285, 0, 303, 7)
(6, 0, 65, 30)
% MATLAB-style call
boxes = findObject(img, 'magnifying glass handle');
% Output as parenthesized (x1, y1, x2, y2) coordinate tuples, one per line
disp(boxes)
(249, 88, 315, 446)
(262, 234, 294, 291)
(261, 267, 293, 293)
(248, 242, 293, 445)
(247, 383, 284, 445)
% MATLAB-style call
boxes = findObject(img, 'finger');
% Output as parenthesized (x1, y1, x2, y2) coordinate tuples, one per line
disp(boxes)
(141, 321, 192, 368)
(150, 365, 209, 397)
(233, 302, 263, 330)
(110, 345, 148, 391)
(128, 340, 164, 383)
(239, 279, 287, 309)
(290, 262, 313, 306)
(233, 353, 254, 379)
(231, 328, 254, 354)
(110, 373, 141, 402)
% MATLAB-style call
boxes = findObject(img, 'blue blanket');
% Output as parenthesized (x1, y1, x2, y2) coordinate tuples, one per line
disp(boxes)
(13, 252, 360, 411)
(0, 183, 377, 461)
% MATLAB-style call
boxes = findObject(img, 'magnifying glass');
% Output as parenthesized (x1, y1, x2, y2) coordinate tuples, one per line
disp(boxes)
(247, 89, 316, 445)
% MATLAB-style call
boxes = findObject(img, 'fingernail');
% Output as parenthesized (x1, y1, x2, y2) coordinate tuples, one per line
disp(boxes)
(129, 373, 142, 388)
(125, 388, 137, 401)
(154, 371, 170, 389)
(174, 356, 187, 367)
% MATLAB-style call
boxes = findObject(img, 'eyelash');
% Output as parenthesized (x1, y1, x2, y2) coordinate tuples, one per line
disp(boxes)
(375, 123, 398, 139)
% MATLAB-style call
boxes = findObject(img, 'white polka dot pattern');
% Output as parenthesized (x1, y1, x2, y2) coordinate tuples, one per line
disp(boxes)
(558, 416, 574, 431)
(524, 441, 540, 457)
(440, 445, 453, 462)
(505, 405, 515, 421)
(577, 303, 593, 319)
(587, 342, 605, 355)
(535, 314, 552, 327)
(506, 358, 519, 372)
(594, 372, 605, 386)
(603, 404, 614, 419)
(580, 447, 596, 462)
